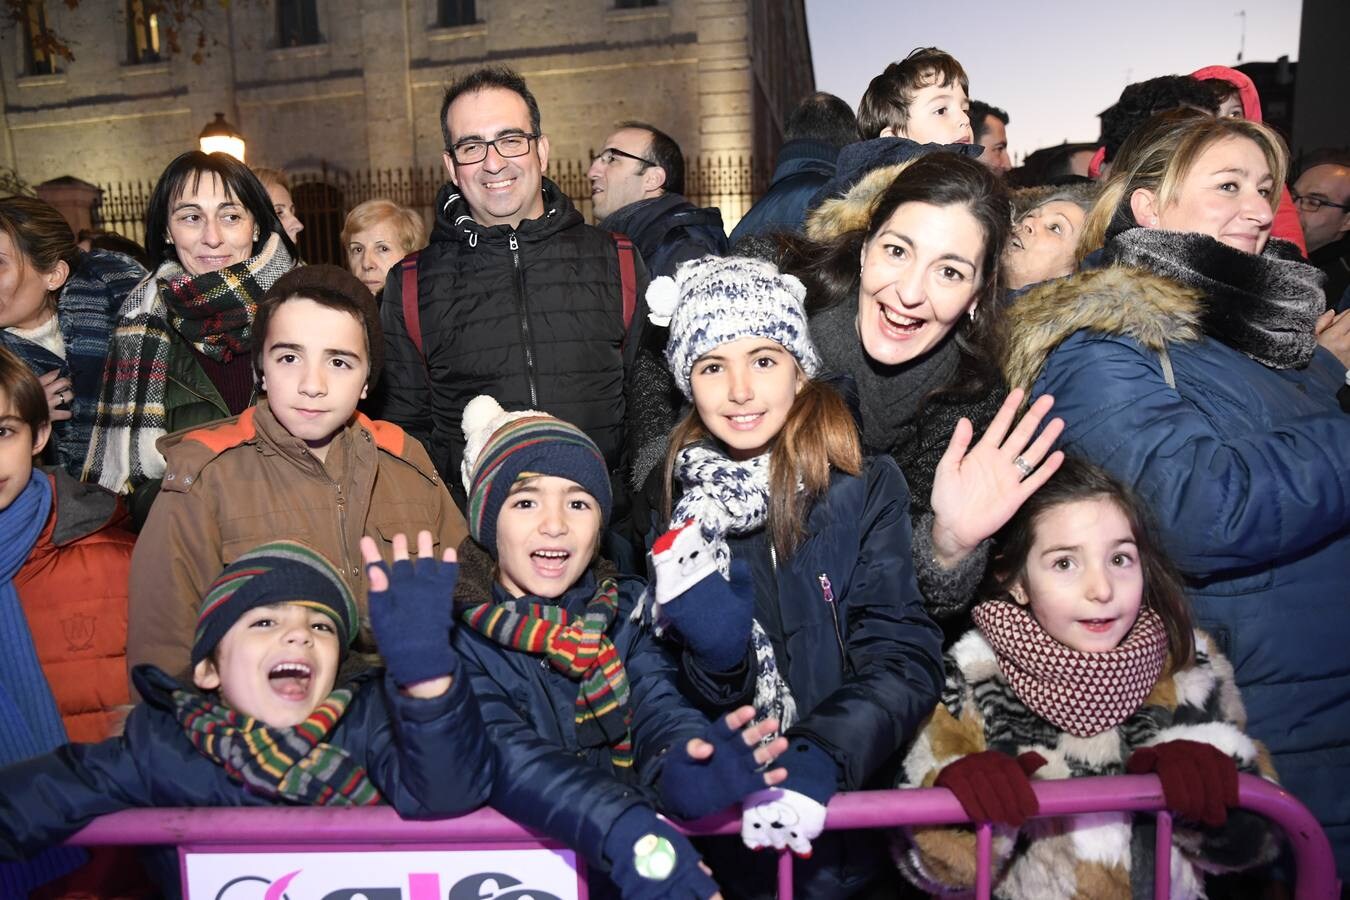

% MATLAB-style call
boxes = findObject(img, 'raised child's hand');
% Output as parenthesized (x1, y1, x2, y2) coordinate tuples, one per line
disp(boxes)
(361, 530, 458, 689)
(658, 705, 788, 821)
(650, 521, 753, 671)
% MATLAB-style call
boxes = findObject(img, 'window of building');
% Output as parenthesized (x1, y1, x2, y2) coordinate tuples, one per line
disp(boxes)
(21, 1, 60, 75)
(126, 0, 163, 64)
(437, 0, 477, 27)
(614, 0, 659, 7)
(277, 0, 321, 48)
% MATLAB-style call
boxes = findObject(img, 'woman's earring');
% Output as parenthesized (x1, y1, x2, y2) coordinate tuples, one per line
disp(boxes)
(253, 227, 261, 241)
(1150, 217, 1158, 226)
(968, 305, 977, 322)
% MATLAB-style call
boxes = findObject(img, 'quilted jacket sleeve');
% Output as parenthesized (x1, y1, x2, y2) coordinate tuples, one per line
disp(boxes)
(1035, 333, 1350, 575)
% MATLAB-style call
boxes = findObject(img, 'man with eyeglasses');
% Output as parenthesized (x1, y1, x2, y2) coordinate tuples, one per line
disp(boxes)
(587, 122, 727, 278)
(377, 65, 651, 517)
(1292, 150, 1350, 315)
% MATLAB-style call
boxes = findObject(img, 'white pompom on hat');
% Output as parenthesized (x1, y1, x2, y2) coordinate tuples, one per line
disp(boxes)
(459, 395, 549, 495)
(649, 255, 822, 399)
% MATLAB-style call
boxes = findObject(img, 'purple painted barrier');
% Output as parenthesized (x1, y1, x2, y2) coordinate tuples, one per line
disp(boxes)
(67, 774, 1338, 899)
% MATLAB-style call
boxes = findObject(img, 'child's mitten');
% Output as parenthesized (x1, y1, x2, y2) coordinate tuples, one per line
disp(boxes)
(651, 520, 752, 671)
(367, 552, 458, 687)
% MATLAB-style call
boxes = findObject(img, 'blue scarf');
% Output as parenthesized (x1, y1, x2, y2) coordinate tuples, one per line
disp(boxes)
(0, 470, 86, 892)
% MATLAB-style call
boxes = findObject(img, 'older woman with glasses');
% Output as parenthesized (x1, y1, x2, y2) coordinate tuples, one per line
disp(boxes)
(83, 151, 298, 521)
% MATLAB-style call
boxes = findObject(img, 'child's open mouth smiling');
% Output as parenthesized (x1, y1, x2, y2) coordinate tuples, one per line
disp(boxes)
(268, 661, 313, 701)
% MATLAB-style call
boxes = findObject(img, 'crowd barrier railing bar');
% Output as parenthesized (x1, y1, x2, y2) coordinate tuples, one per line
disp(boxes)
(66, 773, 1338, 899)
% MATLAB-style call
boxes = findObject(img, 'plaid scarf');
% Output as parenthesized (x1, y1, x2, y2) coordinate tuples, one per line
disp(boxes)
(973, 601, 1169, 738)
(167, 673, 380, 807)
(83, 235, 293, 492)
(463, 578, 635, 768)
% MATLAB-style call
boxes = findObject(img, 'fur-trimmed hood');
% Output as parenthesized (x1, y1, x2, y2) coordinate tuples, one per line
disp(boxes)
(805, 161, 914, 242)
(1001, 265, 1205, 395)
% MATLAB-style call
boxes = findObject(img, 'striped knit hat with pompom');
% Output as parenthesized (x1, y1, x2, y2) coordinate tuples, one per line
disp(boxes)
(459, 395, 612, 558)
(646, 254, 821, 399)
(191, 541, 358, 666)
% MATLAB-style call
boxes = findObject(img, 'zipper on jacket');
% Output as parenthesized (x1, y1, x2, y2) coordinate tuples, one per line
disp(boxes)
(818, 572, 848, 667)
(509, 233, 539, 407)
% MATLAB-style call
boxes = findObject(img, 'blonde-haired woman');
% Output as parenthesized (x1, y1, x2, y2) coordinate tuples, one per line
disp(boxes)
(1002, 108, 1350, 878)
(342, 199, 426, 297)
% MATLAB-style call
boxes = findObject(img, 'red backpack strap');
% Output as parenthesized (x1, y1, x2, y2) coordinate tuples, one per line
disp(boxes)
(399, 252, 425, 368)
(612, 233, 637, 338)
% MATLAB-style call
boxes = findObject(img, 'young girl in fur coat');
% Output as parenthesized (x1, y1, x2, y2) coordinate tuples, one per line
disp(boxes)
(894, 457, 1278, 900)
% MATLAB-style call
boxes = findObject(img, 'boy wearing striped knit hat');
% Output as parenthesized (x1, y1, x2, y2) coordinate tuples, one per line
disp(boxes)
(451, 396, 790, 899)
(0, 540, 492, 890)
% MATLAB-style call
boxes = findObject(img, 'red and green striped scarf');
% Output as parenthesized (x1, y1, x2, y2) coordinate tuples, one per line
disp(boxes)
(172, 684, 380, 807)
(463, 578, 634, 768)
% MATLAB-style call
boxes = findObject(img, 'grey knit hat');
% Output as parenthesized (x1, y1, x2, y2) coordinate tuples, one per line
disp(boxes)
(647, 255, 822, 399)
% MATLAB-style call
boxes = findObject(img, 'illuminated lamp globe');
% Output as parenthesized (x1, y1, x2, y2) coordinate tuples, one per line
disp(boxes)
(198, 112, 246, 163)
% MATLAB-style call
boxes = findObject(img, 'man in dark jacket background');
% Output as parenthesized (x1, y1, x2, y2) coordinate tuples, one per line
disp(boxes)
(729, 92, 858, 244)
(378, 66, 649, 505)
(588, 121, 728, 277)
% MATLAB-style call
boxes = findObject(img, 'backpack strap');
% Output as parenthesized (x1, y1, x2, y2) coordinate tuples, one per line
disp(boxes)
(612, 234, 637, 341)
(399, 252, 425, 370)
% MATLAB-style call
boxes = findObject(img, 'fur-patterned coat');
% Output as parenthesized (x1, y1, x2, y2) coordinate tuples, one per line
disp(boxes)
(1001, 259, 1350, 875)
(895, 627, 1278, 900)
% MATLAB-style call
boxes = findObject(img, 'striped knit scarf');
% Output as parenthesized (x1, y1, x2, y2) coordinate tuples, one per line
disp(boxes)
(169, 676, 380, 806)
(83, 234, 293, 493)
(463, 578, 635, 767)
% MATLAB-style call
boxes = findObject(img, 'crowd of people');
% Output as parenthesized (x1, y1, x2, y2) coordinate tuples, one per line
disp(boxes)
(0, 44, 1347, 900)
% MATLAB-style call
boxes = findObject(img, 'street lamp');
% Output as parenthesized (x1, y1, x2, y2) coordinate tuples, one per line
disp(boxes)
(198, 112, 245, 162)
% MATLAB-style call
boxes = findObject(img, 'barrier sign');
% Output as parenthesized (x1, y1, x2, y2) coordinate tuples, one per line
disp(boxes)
(181, 848, 583, 900)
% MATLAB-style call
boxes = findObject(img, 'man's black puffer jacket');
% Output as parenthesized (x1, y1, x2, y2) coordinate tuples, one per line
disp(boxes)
(378, 179, 649, 496)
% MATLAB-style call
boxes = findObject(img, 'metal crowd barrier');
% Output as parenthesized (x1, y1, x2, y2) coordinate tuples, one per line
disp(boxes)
(66, 773, 1338, 899)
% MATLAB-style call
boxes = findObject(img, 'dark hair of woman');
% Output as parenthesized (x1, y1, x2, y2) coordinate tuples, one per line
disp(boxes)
(980, 455, 1196, 669)
(777, 152, 1013, 408)
(143, 151, 294, 270)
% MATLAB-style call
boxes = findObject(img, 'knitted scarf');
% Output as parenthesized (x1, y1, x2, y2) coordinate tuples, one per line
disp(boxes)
(972, 600, 1168, 738)
(0, 249, 145, 478)
(1105, 229, 1327, 370)
(462, 578, 635, 767)
(0, 471, 86, 894)
(83, 234, 293, 492)
(157, 667, 380, 806)
(809, 298, 961, 455)
(671, 441, 798, 729)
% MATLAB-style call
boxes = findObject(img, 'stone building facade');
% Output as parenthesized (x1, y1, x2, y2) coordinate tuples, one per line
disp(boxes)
(0, 0, 813, 193)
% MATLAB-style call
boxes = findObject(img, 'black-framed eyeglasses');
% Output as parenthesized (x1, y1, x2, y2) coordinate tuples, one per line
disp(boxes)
(1290, 190, 1350, 214)
(593, 147, 657, 168)
(447, 133, 540, 165)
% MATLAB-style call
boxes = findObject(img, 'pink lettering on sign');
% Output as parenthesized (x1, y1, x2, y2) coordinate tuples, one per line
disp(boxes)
(407, 872, 441, 900)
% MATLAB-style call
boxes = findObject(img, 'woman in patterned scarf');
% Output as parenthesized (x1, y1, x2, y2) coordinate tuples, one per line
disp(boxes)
(82, 151, 298, 523)
(894, 457, 1279, 900)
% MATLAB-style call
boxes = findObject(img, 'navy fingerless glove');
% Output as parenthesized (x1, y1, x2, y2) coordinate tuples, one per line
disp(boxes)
(780, 737, 839, 806)
(367, 552, 458, 687)
(659, 715, 767, 820)
(603, 806, 719, 899)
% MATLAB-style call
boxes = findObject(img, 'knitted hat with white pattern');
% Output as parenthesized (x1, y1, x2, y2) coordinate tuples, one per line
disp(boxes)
(646, 255, 822, 399)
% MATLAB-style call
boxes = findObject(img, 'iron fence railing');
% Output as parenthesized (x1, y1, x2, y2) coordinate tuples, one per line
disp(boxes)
(91, 156, 765, 267)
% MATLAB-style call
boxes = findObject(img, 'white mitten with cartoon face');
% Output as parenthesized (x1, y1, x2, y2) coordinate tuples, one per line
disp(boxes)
(651, 518, 720, 607)
(740, 787, 827, 858)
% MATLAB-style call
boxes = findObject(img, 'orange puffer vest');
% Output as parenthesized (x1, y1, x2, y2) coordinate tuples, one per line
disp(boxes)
(14, 469, 135, 743)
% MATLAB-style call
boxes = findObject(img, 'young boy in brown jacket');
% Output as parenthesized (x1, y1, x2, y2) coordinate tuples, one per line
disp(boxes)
(128, 266, 468, 684)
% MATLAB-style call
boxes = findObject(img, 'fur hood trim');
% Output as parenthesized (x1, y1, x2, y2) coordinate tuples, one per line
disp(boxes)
(805, 160, 916, 242)
(1002, 265, 1205, 394)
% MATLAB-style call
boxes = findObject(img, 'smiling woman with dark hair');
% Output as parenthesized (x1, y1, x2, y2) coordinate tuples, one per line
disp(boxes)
(83, 151, 298, 519)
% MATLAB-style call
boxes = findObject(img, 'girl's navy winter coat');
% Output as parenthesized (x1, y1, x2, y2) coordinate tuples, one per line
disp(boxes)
(451, 570, 709, 873)
(0, 665, 493, 862)
(659, 455, 945, 898)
